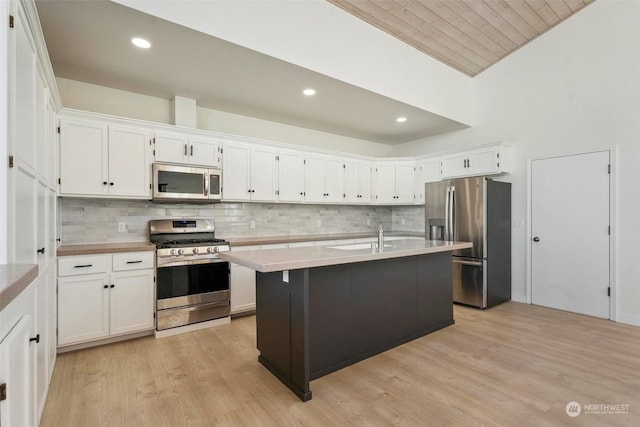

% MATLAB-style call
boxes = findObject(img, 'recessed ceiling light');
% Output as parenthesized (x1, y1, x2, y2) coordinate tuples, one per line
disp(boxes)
(396, 117, 407, 123)
(131, 37, 151, 49)
(303, 88, 316, 96)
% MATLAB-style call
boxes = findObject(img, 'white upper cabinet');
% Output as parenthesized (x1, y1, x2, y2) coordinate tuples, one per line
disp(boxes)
(59, 118, 150, 199)
(222, 142, 250, 200)
(277, 149, 305, 202)
(222, 140, 277, 202)
(108, 125, 151, 197)
(56, 111, 511, 206)
(12, 5, 36, 170)
(375, 161, 415, 204)
(154, 131, 220, 168)
(414, 157, 441, 205)
(250, 146, 278, 201)
(440, 143, 511, 179)
(35, 66, 48, 177)
(46, 98, 57, 187)
(344, 160, 372, 204)
(304, 154, 343, 203)
(59, 118, 108, 196)
(189, 136, 220, 167)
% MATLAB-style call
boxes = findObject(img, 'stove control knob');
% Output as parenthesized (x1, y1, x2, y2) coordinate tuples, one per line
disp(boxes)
(170, 249, 177, 256)
(193, 248, 199, 254)
(213, 246, 220, 253)
(178, 249, 184, 255)
(206, 247, 214, 253)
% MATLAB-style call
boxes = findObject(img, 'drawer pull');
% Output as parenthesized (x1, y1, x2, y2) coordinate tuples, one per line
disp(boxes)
(126, 260, 143, 264)
(73, 264, 93, 268)
(30, 334, 40, 344)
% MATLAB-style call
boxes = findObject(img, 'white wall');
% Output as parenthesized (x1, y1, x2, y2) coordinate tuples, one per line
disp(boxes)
(56, 77, 172, 124)
(394, 0, 640, 326)
(56, 77, 393, 157)
(114, 0, 473, 126)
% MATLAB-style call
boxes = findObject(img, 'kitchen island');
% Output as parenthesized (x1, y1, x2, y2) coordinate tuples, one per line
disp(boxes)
(219, 239, 472, 401)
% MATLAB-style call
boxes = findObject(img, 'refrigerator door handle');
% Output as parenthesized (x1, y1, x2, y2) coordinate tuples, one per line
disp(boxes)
(444, 187, 450, 241)
(449, 186, 456, 241)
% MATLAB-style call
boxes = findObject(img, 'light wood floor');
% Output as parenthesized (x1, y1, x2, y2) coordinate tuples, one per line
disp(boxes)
(41, 302, 640, 426)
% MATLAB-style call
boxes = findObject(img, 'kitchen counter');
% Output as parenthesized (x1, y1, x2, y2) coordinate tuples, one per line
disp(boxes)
(57, 242, 156, 256)
(0, 264, 38, 311)
(224, 238, 471, 401)
(225, 231, 424, 247)
(219, 239, 472, 272)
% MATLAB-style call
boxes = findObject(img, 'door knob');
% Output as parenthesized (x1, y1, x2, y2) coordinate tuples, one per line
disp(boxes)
(533, 237, 540, 242)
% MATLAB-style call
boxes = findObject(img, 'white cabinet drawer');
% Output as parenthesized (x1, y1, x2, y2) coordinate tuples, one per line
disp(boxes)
(58, 255, 109, 277)
(112, 252, 154, 271)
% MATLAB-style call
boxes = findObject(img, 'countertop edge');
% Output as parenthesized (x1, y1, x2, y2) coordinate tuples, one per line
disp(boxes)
(219, 241, 472, 272)
(57, 242, 156, 256)
(0, 264, 39, 312)
(226, 231, 424, 246)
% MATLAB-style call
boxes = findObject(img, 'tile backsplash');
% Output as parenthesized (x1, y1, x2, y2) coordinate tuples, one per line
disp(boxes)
(59, 198, 424, 244)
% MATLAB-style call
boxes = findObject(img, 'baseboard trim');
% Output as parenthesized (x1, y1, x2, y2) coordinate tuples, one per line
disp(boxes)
(57, 329, 154, 353)
(616, 311, 640, 327)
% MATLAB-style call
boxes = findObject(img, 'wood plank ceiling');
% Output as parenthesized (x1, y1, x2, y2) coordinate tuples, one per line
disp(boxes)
(328, 0, 595, 76)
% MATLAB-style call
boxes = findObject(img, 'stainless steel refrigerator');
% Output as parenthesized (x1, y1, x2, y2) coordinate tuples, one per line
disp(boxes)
(425, 177, 511, 308)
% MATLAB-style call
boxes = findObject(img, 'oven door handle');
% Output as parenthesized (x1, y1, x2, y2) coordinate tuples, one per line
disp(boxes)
(156, 257, 229, 268)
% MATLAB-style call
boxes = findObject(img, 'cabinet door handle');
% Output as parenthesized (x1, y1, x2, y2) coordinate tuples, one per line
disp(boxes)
(74, 264, 93, 268)
(36, 247, 45, 254)
(110, 284, 115, 288)
(126, 260, 143, 264)
(104, 284, 108, 289)
(190, 145, 194, 156)
(30, 334, 40, 344)
(109, 182, 114, 186)
(184, 144, 188, 156)
(103, 181, 107, 185)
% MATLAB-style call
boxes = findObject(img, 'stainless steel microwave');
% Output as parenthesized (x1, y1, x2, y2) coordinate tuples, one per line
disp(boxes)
(152, 163, 222, 202)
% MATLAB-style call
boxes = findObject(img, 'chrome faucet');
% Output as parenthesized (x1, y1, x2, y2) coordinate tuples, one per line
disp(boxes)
(377, 224, 384, 249)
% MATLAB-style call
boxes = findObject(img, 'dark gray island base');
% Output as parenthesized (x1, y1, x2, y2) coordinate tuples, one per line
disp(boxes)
(256, 251, 453, 401)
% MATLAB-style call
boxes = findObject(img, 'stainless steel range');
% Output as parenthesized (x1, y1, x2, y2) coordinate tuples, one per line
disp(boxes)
(149, 219, 230, 331)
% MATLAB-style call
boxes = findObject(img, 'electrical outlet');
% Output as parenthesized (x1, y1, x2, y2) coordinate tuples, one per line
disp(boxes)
(366, 219, 371, 226)
(401, 218, 406, 225)
(316, 219, 322, 228)
(250, 220, 256, 230)
(117, 222, 126, 232)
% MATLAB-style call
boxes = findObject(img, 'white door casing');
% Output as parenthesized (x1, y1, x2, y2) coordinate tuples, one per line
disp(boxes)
(530, 150, 611, 319)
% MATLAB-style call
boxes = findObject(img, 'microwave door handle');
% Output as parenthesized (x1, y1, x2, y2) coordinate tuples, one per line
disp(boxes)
(204, 174, 209, 197)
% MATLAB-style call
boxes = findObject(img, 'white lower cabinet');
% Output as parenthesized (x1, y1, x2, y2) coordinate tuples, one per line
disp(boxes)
(0, 270, 39, 427)
(57, 251, 155, 347)
(58, 273, 109, 345)
(109, 270, 154, 336)
(0, 315, 33, 427)
(229, 245, 260, 314)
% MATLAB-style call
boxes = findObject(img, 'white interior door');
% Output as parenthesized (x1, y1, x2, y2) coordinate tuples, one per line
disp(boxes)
(531, 150, 610, 318)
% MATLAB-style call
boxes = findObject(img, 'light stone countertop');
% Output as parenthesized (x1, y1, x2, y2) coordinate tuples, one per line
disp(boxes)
(218, 239, 472, 273)
(0, 264, 39, 312)
(57, 242, 156, 256)
(226, 231, 424, 246)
